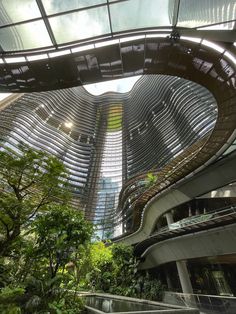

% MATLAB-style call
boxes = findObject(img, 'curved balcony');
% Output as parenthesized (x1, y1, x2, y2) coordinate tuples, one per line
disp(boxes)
(134, 205, 236, 257)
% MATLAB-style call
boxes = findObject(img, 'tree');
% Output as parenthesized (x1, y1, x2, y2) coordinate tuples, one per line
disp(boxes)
(80, 242, 164, 300)
(17, 205, 94, 313)
(0, 143, 93, 313)
(32, 204, 94, 279)
(0, 143, 69, 256)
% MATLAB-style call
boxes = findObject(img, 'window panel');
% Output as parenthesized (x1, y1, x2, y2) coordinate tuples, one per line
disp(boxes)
(49, 6, 110, 44)
(177, 0, 236, 28)
(42, 0, 106, 15)
(0, 0, 41, 26)
(110, 0, 173, 32)
(0, 21, 52, 51)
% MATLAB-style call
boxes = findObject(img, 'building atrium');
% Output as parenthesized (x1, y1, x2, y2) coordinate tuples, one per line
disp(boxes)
(0, 0, 236, 313)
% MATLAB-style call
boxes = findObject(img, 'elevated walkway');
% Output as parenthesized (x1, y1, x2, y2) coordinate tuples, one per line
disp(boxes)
(134, 206, 236, 257)
(139, 223, 236, 269)
(116, 151, 236, 246)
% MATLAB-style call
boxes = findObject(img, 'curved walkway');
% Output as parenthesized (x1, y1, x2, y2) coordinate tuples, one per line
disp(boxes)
(134, 206, 236, 257)
(115, 151, 236, 246)
(139, 222, 236, 269)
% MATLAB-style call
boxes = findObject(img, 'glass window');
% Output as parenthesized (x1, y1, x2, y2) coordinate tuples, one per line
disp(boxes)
(49, 6, 110, 44)
(0, 21, 52, 51)
(110, 0, 173, 32)
(0, 0, 41, 26)
(197, 22, 235, 30)
(177, 0, 236, 28)
(42, 0, 106, 15)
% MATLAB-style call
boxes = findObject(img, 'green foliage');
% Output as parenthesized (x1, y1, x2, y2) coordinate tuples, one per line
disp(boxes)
(0, 142, 69, 256)
(0, 286, 24, 313)
(32, 204, 94, 279)
(0, 143, 92, 313)
(145, 172, 158, 187)
(48, 294, 84, 314)
(107, 106, 122, 132)
(0, 143, 163, 313)
(141, 274, 163, 300)
(0, 204, 92, 313)
(79, 242, 164, 301)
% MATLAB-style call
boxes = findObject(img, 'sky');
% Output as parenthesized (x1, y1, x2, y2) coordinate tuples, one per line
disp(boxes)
(84, 76, 141, 95)
(0, 93, 11, 101)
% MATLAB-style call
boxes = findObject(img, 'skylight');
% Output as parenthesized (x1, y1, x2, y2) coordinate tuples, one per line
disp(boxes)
(0, 0, 234, 54)
(0, 93, 12, 101)
(83, 76, 141, 96)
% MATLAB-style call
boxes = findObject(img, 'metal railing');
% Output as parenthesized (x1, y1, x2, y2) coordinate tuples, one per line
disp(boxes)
(134, 206, 236, 256)
(163, 291, 236, 314)
(157, 205, 236, 234)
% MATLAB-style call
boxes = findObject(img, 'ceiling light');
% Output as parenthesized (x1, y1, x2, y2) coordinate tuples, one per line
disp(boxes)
(49, 50, 71, 58)
(146, 34, 170, 38)
(180, 36, 201, 43)
(27, 54, 48, 61)
(202, 40, 224, 53)
(224, 51, 236, 65)
(5, 56, 26, 64)
(95, 39, 119, 48)
(71, 44, 94, 53)
(120, 35, 145, 43)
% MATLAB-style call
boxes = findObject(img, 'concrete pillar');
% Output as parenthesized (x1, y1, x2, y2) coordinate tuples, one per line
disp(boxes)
(164, 269, 173, 290)
(188, 205, 192, 217)
(165, 211, 174, 225)
(176, 260, 196, 307)
(165, 212, 195, 303)
(176, 260, 193, 294)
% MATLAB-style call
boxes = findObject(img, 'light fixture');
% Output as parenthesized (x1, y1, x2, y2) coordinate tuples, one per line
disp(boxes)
(65, 122, 73, 128)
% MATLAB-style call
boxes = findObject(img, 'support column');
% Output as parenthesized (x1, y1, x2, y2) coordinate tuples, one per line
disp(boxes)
(165, 211, 174, 225)
(176, 260, 196, 307)
(165, 212, 195, 297)
(164, 269, 173, 290)
(176, 260, 193, 294)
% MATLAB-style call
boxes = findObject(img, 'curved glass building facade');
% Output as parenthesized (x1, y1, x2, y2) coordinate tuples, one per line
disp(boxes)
(0, 74, 218, 236)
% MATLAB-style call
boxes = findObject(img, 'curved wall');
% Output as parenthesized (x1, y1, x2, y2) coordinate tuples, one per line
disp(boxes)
(124, 75, 217, 179)
(0, 75, 217, 235)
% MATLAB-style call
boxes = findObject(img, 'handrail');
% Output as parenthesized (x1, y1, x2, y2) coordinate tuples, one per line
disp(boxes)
(163, 291, 236, 312)
(156, 205, 236, 234)
(134, 206, 236, 256)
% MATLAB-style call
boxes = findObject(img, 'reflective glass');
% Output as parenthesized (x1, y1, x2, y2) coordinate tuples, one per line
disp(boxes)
(49, 7, 110, 44)
(0, 0, 41, 26)
(110, 0, 173, 32)
(0, 21, 52, 51)
(197, 22, 235, 30)
(42, 0, 105, 15)
(177, 0, 236, 28)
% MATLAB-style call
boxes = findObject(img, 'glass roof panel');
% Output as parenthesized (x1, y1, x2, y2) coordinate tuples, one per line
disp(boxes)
(49, 6, 110, 44)
(197, 22, 235, 30)
(110, 0, 173, 32)
(0, 0, 233, 54)
(0, 0, 41, 26)
(0, 20, 52, 51)
(177, 0, 236, 28)
(42, 0, 106, 15)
